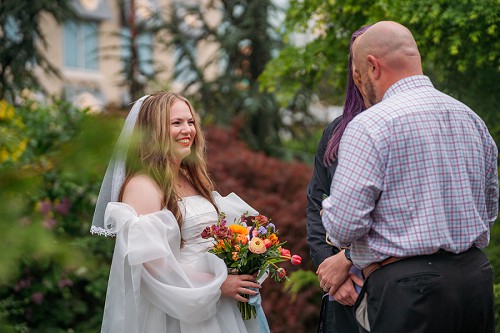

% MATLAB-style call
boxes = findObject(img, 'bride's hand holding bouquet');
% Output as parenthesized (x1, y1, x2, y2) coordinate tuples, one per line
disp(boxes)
(201, 212, 302, 320)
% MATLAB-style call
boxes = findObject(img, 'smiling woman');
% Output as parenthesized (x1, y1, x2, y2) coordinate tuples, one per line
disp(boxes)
(90, 91, 264, 333)
(170, 101, 196, 165)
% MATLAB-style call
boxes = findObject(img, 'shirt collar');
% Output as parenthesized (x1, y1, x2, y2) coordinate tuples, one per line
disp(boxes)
(382, 75, 434, 101)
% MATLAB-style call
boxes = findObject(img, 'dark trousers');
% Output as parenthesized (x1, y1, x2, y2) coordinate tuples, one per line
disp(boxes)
(353, 247, 494, 333)
(318, 294, 358, 333)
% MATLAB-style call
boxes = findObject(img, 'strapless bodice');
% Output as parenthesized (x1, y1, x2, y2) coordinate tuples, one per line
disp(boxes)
(178, 195, 218, 263)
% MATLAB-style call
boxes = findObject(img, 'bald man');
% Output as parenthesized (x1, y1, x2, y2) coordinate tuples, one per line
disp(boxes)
(322, 21, 498, 333)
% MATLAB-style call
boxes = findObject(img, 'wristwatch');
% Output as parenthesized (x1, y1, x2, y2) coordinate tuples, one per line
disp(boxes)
(344, 248, 352, 262)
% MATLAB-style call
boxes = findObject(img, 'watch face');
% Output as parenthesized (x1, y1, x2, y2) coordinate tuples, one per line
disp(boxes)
(80, 0, 99, 11)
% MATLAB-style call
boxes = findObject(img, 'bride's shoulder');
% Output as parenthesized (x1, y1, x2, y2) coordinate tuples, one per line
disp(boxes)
(126, 174, 159, 190)
(122, 174, 163, 215)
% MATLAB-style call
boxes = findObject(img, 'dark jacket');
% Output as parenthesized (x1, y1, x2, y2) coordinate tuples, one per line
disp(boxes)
(306, 116, 342, 268)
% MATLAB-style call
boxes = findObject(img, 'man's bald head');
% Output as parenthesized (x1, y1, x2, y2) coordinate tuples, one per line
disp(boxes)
(352, 21, 423, 105)
(354, 21, 422, 73)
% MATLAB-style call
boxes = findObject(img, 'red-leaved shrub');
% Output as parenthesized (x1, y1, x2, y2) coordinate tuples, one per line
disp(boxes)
(206, 125, 322, 332)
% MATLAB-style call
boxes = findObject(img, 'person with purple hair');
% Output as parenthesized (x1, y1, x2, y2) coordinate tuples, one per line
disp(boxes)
(323, 21, 497, 332)
(306, 25, 371, 333)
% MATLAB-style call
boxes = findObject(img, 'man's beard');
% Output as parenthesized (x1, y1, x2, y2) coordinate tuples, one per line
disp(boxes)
(364, 77, 378, 106)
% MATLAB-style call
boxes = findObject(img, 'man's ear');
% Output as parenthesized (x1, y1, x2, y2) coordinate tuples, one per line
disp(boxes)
(366, 55, 380, 80)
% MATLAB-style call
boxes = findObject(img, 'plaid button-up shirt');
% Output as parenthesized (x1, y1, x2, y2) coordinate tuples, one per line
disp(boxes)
(322, 75, 499, 268)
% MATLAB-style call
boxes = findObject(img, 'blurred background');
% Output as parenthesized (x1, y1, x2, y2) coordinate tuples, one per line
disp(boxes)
(0, 0, 499, 332)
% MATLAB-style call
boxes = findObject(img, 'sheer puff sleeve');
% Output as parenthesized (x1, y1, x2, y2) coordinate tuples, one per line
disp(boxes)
(101, 202, 228, 333)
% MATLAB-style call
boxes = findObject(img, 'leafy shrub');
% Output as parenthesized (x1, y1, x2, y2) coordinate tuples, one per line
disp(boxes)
(206, 125, 321, 332)
(0, 98, 117, 332)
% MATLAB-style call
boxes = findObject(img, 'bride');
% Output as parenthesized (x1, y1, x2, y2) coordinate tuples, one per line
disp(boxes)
(91, 92, 264, 333)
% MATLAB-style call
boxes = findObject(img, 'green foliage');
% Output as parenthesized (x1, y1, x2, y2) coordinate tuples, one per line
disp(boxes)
(284, 269, 321, 302)
(260, 0, 500, 123)
(0, 98, 120, 331)
(278, 126, 324, 163)
(0, 0, 78, 102)
(156, 0, 288, 156)
(207, 126, 321, 331)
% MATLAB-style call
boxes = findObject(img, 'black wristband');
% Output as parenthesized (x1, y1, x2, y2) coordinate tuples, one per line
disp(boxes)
(344, 248, 352, 262)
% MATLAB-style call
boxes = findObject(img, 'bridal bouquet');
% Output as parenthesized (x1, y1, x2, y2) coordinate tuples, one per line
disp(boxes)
(201, 212, 302, 319)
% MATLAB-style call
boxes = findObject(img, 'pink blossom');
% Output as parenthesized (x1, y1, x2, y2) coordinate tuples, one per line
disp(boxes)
(201, 226, 213, 239)
(14, 278, 32, 292)
(280, 248, 291, 259)
(277, 268, 286, 280)
(42, 218, 57, 230)
(291, 255, 302, 265)
(37, 200, 52, 215)
(54, 198, 71, 215)
(31, 292, 44, 305)
(214, 225, 233, 240)
(57, 278, 74, 289)
(263, 239, 272, 249)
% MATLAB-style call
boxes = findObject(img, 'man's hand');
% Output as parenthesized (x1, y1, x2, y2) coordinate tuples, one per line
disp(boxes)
(316, 250, 353, 295)
(330, 272, 364, 306)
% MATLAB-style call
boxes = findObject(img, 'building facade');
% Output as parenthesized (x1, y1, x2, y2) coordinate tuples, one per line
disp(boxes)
(36, 0, 220, 111)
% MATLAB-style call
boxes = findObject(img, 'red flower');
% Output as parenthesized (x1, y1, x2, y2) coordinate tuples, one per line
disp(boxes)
(277, 268, 286, 280)
(280, 248, 291, 259)
(291, 255, 302, 265)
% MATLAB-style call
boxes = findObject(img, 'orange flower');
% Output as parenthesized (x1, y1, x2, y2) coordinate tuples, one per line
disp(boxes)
(268, 233, 279, 245)
(248, 237, 267, 254)
(232, 252, 239, 261)
(229, 224, 249, 235)
(215, 240, 225, 250)
(236, 234, 248, 245)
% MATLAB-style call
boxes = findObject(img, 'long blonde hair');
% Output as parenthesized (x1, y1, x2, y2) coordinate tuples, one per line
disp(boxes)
(119, 91, 217, 227)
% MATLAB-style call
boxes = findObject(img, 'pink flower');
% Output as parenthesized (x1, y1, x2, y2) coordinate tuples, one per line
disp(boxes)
(54, 198, 71, 215)
(31, 292, 44, 305)
(57, 278, 73, 289)
(291, 255, 302, 265)
(201, 226, 213, 239)
(36, 200, 52, 215)
(277, 268, 286, 280)
(42, 218, 57, 230)
(280, 248, 291, 259)
(14, 278, 33, 292)
(263, 239, 272, 249)
(248, 237, 267, 254)
(214, 225, 233, 240)
(253, 215, 269, 226)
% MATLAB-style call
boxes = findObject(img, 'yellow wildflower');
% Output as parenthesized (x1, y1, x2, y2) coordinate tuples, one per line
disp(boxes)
(0, 100, 14, 121)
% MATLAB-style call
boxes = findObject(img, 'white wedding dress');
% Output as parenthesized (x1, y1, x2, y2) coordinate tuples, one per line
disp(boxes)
(100, 192, 260, 333)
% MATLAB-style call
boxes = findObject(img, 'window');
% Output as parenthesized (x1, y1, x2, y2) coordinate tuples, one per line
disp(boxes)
(174, 41, 198, 84)
(63, 21, 99, 71)
(120, 28, 154, 77)
(4, 16, 22, 44)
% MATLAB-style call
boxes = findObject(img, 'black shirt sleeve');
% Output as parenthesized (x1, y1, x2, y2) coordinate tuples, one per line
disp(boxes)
(306, 116, 342, 268)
